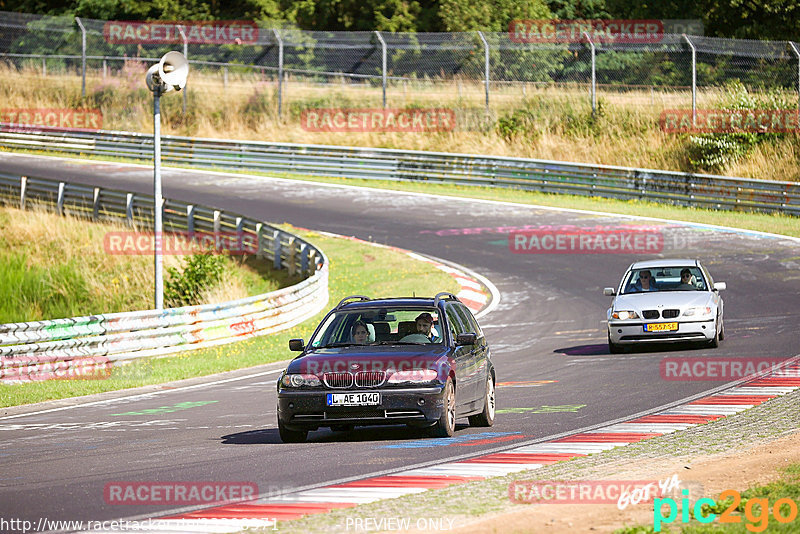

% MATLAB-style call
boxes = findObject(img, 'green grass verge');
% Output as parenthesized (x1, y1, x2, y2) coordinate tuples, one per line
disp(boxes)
(614, 463, 800, 533)
(3, 145, 798, 238)
(0, 228, 460, 407)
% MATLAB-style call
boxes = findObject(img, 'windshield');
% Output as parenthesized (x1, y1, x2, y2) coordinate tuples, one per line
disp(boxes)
(309, 308, 443, 348)
(621, 266, 707, 294)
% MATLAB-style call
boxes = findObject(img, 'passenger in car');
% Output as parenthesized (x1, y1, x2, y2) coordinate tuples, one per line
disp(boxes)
(415, 312, 441, 342)
(678, 268, 697, 290)
(351, 321, 374, 344)
(630, 270, 659, 292)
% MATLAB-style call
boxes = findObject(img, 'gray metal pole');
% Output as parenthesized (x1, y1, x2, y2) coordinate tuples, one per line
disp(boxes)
(75, 17, 86, 97)
(153, 89, 164, 310)
(790, 42, 800, 112)
(273, 29, 284, 119)
(683, 34, 696, 125)
(583, 32, 596, 117)
(477, 31, 490, 115)
(178, 26, 188, 114)
(375, 31, 387, 108)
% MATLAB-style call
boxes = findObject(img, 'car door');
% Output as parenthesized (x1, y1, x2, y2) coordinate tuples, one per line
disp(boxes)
(454, 303, 487, 407)
(444, 305, 476, 412)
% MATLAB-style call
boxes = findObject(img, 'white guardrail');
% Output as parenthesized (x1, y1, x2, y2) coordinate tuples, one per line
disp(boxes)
(0, 173, 328, 383)
(0, 128, 798, 215)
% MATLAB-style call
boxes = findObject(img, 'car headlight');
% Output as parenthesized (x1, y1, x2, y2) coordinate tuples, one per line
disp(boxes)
(387, 369, 439, 384)
(280, 373, 321, 387)
(611, 310, 639, 320)
(683, 306, 712, 317)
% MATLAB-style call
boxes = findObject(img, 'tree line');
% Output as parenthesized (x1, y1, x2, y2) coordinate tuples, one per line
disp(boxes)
(0, 0, 797, 41)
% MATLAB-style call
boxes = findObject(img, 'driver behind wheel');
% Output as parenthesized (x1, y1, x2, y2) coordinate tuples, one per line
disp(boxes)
(415, 312, 440, 343)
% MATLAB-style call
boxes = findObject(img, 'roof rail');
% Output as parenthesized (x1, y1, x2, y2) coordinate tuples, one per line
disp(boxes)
(335, 295, 371, 309)
(433, 292, 459, 307)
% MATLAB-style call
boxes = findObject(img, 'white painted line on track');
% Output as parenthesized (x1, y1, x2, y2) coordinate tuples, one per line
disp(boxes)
(0, 368, 283, 420)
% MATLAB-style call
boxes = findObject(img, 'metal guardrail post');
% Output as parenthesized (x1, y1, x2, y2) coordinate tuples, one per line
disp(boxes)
(178, 25, 188, 114)
(583, 32, 596, 117)
(187, 204, 195, 233)
(477, 31, 490, 115)
(57, 182, 65, 215)
(790, 42, 800, 112)
(300, 243, 309, 274)
(273, 230, 282, 269)
(273, 29, 284, 119)
(126, 193, 134, 224)
(375, 31, 387, 109)
(255, 222, 265, 258)
(20, 176, 27, 210)
(92, 187, 100, 220)
(683, 34, 696, 126)
(75, 17, 86, 98)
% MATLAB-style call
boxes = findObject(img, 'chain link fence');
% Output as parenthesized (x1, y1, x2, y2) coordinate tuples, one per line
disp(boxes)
(1, 11, 798, 119)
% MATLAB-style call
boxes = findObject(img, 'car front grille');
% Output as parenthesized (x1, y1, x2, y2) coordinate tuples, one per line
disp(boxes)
(355, 371, 386, 387)
(642, 310, 660, 319)
(323, 371, 386, 388)
(323, 372, 354, 388)
(662, 309, 680, 319)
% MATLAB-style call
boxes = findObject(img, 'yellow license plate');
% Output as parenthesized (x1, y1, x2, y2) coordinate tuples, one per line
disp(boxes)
(644, 322, 678, 332)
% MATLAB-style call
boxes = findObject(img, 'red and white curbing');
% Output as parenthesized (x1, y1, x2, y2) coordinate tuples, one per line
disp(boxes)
(88, 363, 800, 533)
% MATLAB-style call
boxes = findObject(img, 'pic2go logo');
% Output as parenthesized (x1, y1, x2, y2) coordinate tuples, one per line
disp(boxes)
(655, 489, 799, 532)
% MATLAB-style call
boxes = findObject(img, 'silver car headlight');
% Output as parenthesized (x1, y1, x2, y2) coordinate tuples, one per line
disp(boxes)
(280, 373, 321, 387)
(683, 306, 713, 317)
(611, 310, 639, 320)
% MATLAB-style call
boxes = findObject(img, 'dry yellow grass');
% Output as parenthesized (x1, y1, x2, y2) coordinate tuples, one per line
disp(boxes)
(0, 206, 276, 322)
(2, 62, 798, 181)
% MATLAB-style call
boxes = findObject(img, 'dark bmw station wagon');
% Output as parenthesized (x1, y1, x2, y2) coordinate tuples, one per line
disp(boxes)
(276, 293, 496, 443)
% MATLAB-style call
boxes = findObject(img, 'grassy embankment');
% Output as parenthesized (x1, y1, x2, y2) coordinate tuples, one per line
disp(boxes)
(0, 207, 460, 407)
(1, 62, 798, 182)
(0, 206, 294, 323)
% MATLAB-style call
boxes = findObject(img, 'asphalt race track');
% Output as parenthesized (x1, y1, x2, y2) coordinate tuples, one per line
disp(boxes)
(2, 152, 799, 527)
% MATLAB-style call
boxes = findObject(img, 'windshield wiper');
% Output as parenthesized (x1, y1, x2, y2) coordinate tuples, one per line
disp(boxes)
(377, 340, 427, 345)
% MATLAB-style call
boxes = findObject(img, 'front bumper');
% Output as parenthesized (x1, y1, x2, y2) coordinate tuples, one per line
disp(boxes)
(277, 384, 446, 430)
(608, 319, 716, 344)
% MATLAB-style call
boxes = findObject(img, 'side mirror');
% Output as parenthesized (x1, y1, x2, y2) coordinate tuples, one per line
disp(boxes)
(289, 338, 305, 351)
(456, 333, 477, 346)
(603, 287, 616, 296)
(713, 282, 726, 291)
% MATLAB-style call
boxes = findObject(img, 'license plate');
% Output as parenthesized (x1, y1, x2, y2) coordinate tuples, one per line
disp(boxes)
(326, 392, 381, 407)
(644, 322, 678, 332)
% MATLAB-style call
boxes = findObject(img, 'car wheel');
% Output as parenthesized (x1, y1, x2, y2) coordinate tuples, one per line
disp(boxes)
(469, 374, 495, 427)
(430, 377, 455, 438)
(278, 418, 308, 443)
(708, 327, 720, 348)
(608, 333, 624, 354)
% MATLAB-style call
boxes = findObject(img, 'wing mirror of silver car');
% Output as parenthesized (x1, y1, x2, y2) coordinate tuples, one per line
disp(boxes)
(603, 287, 616, 296)
(289, 338, 305, 351)
(456, 333, 477, 346)
(713, 282, 727, 291)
